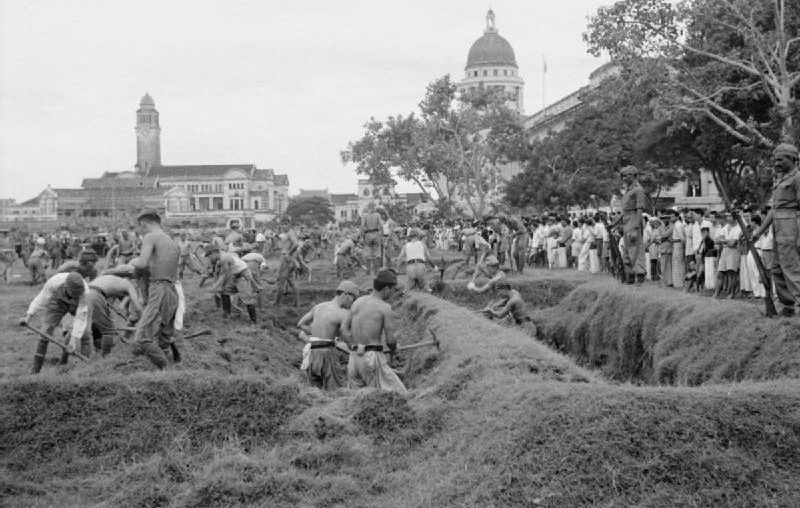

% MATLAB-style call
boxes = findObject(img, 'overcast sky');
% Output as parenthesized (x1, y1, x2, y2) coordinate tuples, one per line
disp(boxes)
(0, 0, 610, 201)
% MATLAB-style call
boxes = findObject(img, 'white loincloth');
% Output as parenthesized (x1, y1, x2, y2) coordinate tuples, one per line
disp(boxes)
(174, 281, 186, 330)
(300, 337, 334, 370)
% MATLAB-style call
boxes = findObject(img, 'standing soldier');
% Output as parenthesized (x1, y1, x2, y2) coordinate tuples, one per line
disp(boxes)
(753, 143, 800, 316)
(130, 209, 180, 369)
(360, 202, 383, 275)
(615, 165, 647, 284)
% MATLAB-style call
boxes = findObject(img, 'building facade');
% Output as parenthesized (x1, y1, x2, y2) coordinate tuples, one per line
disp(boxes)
(2, 94, 290, 229)
(459, 10, 525, 114)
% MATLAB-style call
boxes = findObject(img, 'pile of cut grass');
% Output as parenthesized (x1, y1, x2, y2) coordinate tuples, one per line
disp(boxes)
(535, 280, 800, 385)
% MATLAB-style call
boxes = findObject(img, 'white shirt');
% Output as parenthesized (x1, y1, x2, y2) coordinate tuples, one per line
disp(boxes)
(25, 272, 89, 349)
(405, 240, 426, 261)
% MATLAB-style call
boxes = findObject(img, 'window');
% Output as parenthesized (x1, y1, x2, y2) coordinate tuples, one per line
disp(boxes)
(504, 69, 508, 76)
(213, 197, 223, 210)
(474, 71, 478, 77)
(483, 70, 487, 76)
(687, 177, 702, 197)
(254, 200, 259, 210)
(493, 69, 498, 76)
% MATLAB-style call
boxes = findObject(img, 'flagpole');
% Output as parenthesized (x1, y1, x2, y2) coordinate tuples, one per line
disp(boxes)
(542, 54, 547, 109)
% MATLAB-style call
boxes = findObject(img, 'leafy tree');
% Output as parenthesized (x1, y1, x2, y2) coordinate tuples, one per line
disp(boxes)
(342, 75, 527, 218)
(585, 0, 799, 146)
(284, 197, 334, 227)
(505, 69, 684, 213)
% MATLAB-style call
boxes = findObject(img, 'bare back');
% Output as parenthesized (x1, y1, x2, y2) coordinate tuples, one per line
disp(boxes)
(349, 294, 392, 346)
(144, 230, 179, 281)
(308, 301, 349, 340)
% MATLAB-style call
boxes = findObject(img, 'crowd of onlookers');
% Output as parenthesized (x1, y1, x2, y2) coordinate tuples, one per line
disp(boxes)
(425, 207, 771, 299)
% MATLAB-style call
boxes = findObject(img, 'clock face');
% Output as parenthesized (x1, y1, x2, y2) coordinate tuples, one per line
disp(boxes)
(138, 128, 152, 138)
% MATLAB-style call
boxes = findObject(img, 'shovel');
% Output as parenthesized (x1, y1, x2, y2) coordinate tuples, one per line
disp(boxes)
(24, 323, 89, 361)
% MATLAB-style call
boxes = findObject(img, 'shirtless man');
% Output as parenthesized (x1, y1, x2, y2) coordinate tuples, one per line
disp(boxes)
(480, 281, 532, 329)
(296, 280, 360, 390)
(206, 246, 260, 323)
(56, 249, 99, 280)
(84, 274, 144, 356)
(117, 230, 137, 265)
(361, 202, 383, 275)
(468, 254, 505, 293)
(130, 208, 180, 369)
(342, 268, 406, 392)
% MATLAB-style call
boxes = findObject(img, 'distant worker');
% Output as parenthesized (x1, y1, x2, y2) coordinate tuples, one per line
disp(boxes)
(360, 202, 383, 275)
(28, 238, 50, 285)
(396, 228, 436, 291)
(205, 245, 260, 324)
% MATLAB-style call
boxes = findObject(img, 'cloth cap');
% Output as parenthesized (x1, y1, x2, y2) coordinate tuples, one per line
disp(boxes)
(64, 272, 85, 296)
(79, 249, 98, 262)
(137, 208, 161, 222)
(336, 280, 360, 296)
(620, 165, 638, 176)
(484, 255, 500, 266)
(774, 143, 799, 159)
(375, 268, 397, 285)
(204, 244, 220, 254)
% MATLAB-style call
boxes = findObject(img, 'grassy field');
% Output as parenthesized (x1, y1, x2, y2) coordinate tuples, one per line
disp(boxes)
(2, 256, 800, 507)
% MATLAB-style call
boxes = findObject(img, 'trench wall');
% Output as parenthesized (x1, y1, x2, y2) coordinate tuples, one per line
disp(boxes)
(534, 280, 800, 385)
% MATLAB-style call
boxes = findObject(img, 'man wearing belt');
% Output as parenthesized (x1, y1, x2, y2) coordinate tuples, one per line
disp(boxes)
(753, 143, 800, 316)
(19, 271, 90, 373)
(83, 274, 143, 356)
(396, 228, 435, 291)
(130, 208, 180, 369)
(342, 268, 406, 392)
(615, 165, 647, 284)
(206, 246, 260, 324)
(296, 280, 360, 390)
(360, 202, 383, 275)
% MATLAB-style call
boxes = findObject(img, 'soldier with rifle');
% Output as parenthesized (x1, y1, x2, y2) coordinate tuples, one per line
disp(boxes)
(753, 143, 800, 317)
(611, 165, 648, 284)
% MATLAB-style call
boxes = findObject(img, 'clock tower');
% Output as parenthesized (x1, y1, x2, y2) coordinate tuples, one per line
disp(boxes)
(135, 92, 161, 175)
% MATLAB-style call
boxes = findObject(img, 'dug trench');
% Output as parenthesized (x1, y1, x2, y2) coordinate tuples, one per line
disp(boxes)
(2, 275, 800, 507)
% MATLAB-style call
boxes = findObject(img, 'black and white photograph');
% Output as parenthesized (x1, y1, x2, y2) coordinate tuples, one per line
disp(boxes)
(1, 0, 799, 506)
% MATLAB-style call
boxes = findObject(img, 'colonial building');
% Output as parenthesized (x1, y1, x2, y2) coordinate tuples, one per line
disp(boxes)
(293, 180, 435, 225)
(459, 9, 525, 114)
(3, 94, 290, 228)
(523, 63, 723, 211)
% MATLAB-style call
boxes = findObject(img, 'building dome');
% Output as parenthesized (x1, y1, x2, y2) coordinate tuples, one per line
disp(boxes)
(465, 10, 517, 69)
(140, 92, 154, 106)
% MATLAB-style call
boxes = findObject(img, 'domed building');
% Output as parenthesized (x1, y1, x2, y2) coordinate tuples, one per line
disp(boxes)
(459, 9, 525, 113)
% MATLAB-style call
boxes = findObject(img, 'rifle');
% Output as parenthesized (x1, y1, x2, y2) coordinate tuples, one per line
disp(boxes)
(602, 218, 626, 282)
(716, 184, 777, 317)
